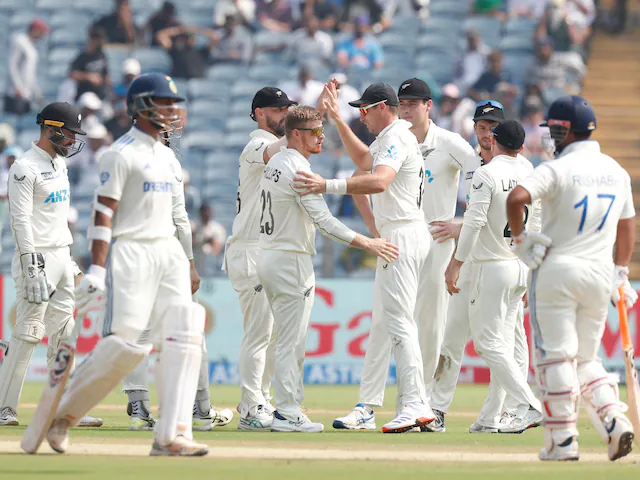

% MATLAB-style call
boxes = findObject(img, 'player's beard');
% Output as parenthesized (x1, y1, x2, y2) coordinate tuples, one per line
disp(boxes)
(267, 116, 285, 137)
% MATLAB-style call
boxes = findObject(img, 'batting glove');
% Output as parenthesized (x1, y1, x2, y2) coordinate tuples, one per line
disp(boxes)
(611, 265, 637, 309)
(75, 264, 106, 313)
(511, 232, 552, 270)
(20, 253, 51, 304)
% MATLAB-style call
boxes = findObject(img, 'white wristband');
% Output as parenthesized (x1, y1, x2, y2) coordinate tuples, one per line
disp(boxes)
(87, 264, 106, 281)
(87, 225, 112, 243)
(94, 202, 114, 218)
(326, 178, 347, 195)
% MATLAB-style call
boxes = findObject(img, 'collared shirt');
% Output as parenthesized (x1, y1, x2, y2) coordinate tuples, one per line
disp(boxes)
(520, 140, 635, 261)
(9, 142, 73, 253)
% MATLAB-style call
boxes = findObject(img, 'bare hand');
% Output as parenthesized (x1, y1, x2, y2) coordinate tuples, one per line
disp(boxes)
(322, 82, 342, 122)
(445, 259, 462, 295)
(190, 260, 201, 294)
(293, 170, 326, 196)
(430, 221, 462, 243)
(366, 237, 399, 264)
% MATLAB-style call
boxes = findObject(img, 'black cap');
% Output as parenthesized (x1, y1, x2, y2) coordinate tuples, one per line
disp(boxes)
(473, 99, 505, 123)
(36, 102, 86, 135)
(492, 120, 525, 151)
(349, 82, 399, 107)
(251, 87, 297, 115)
(397, 78, 432, 100)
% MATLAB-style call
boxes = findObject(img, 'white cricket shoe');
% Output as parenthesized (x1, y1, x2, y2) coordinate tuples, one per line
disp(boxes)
(263, 403, 276, 415)
(421, 409, 446, 433)
(271, 411, 324, 432)
(150, 435, 209, 457)
(498, 407, 543, 433)
(469, 422, 499, 433)
(47, 418, 70, 454)
(78, 414, 103, 427)
(498, 411, 517, 429)
(333, 404, 376, 430)
(193, 405, 234, 431)
(539, 436, 580, 461)
(238, 405, 274, 431)
(605, 414, 634, 461)
(382, 403, 435, 434)
(0, 407, 18, 426)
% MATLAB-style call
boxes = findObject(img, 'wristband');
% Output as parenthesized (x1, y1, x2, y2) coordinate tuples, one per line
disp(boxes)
(326, 178, 347, 195)
(87, 225, 112, 243)
(94, 202, 114, 218)
(87, 264, 106, 281)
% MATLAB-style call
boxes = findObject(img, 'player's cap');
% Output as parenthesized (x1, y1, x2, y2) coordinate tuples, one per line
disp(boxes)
(492, 120, 525, 150)
(36, 102, 86, 135)
(540, 95, 596, 132)
(126, 72, 185, 106)
(349, 82, 399, 107)
(251, 87, 297, 114)
(473, 99, 505, 123)
(397, 78, 432, 101)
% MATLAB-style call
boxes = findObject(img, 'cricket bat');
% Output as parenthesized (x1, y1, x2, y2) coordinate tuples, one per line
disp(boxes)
(616, 286, 640, 442)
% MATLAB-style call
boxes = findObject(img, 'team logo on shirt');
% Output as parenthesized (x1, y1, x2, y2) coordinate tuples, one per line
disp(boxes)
(382, 145, 398, 161)
(422, 148, 435, 158)
(44, 189, 69, 203)
(100, 172, 110, 185)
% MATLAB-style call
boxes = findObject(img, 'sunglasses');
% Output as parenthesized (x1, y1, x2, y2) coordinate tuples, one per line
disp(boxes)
(476, 99, 504, 110)
(359, 100, 387, 116)
(297, 126, 324, 137)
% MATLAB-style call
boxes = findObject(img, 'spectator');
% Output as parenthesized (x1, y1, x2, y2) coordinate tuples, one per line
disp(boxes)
(56, 72, 78, 105)
(145, 1, 181, 46)
(70, 26, 110, 101)
(69, 123, 110, 193)
(287, 14, 333, 66)
(455, 29, 491, 93)
(469, 50, 514, 97)
(332, 72, 360, 123)
(435, 84, 462, 131)
(157, 25, 218, 79)
(93, 0, 138, 45)
(494, 82, 520, 119)
(193, 204, 227, 274)
(113, 58, 142, 99)
(214, 0, 257, 30)
(520, 101, 549, 164)
(77, 92, 103, 131)
(536, 0, 590, 53)
(336, 16, 384, 71)
(280, 65, 324, 106)
(257, 0, 296, 32)
(211, 15, 253, 65)
(0, 124, 16, 156)
(473, 0, 506, 18)
(525, 37, 586, 92)
(303, 0, 341, 31)
(105, 99, 131, 141)
(340, 0, 390, 33)
(5, 19, 49, 114)
(508, 0, 549, 19)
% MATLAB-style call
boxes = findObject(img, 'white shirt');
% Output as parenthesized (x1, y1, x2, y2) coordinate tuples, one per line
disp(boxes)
(418, 121, 475, 222)
(280, 79, 325, 108)
(520, 140, 635, 262)
(461, 147, 483, 209)
(171, 158, 193, 259)
(8, 142, 73, 253)
(288, 29, 334, 65)
(259, 148, 357, 255)
(369, 120, 425, 231)
(456, 154, 541, 263)
(229, 129, 279, 245)
(97, 127, 179, 241)
(9, 32, 40, 100)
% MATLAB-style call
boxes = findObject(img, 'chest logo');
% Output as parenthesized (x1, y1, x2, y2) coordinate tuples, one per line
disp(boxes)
(425, 169, 434, 183)
(422, 148, 435, 159)
(45, 190, 69, 203)
(41, 172, 54, 181)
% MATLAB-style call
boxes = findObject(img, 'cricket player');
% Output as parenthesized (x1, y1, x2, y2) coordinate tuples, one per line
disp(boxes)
(295, 82, 435, 433)
(445, 120, 543, 433)
(45, 73, 208, 456)
(259, 105, 398, 432)
(0, 102, 102, 428)
(224, 87, 296, 430)
(507, 95, 636, 461)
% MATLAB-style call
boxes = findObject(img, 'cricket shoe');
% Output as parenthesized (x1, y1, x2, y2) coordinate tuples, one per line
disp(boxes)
(333, 404, 376, 430)
(128, 400, 155, 431)
(193, 405, 234, 431)
(47, 418, 70, 454)
(498, 407, 543, 433)
(150, 435, 209, 457)
(498, 411, 517, 430)
(263, 402, 276, 415)
(0, 407, 18, 426)
(238, 405, 273, 431)
(605, 414, 634, 461)
(539, 436, 580, 461)
(421, 409, 445, 432)
(469, 422, 499, 433)
(78, 414, 103, 427)
(382, 403, 435, 434)
(271, 411, 324, 432)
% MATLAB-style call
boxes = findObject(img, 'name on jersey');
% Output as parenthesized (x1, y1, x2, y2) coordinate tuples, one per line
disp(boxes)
(263, 166, 282, 183)
(41, 171, 56, 181)
(143, 181, 173, 193)
(572, 175, 619, 187)
(44, 189, 69, 203)
(502, 179, 518, 192)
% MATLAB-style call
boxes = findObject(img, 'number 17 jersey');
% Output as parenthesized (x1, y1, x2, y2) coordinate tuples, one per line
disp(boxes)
(520, 140, 635, 262)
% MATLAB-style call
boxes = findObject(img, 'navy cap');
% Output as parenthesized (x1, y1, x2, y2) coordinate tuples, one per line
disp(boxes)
(126, 73, 185, 106)
(540, 95, 596, 132)
(493, 120, 525, 150)
(349, 82, 399, 107)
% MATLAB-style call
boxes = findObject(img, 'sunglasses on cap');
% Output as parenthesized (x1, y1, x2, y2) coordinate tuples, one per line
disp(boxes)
(297, 126, 324, 137)
(476, 99, 504, 110)
(359, 99, 387, 116)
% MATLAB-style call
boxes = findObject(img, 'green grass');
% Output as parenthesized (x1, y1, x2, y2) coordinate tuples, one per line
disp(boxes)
(0, 383, 638, 479)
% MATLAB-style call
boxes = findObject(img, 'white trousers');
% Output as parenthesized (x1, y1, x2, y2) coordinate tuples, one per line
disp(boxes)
(257, 250, 314, 420)
(359, 222, 430, 407)
(225, 243, 276, 410)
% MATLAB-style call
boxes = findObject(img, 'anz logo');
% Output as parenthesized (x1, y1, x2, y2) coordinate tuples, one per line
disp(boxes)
(44, 190, 69, 204)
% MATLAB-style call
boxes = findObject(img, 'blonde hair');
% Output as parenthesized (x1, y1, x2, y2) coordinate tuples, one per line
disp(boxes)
(285, 106, 322, 139)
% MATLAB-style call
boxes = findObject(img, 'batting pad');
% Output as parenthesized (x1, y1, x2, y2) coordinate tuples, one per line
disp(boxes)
(56, 336, 152, 426)
(0, 338, 37, 410)
(155, 303, 204, 445)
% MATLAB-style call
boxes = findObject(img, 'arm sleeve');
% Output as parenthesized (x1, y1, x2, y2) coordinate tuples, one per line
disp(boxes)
(172, 170, 194, 260)
(96, 150, 129, 201)
(519, 163, 558, 202)
(296, 193, 357, 245)
(446, 133, 475, 170)
(373, 134, 407, 172)
(8, 162, 36, 254)
(620, 173, 635, 220)
(455, 168, 493, 262)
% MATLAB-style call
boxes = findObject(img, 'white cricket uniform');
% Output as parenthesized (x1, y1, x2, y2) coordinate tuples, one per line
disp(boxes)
(454, 154, 542, 426)
(257, 147, 357, 420)
(224, 129, 277, 411)
(0, 142, 77, 412)
(358, 121, 474, 407)
(356, 120, 431, 408)
(520, 140, 635, 443)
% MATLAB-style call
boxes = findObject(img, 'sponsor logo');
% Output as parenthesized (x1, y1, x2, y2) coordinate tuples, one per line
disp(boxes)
(143, 181, 173, 193)
(473, 182, 483, 190)
(13, 174, 25, 182)
(44, 189, 69, 203)
(383, 145, 399, 161)
(41, 171, 54, 180)
(383, 264, 389, 270)
(465, 171, 474, 180)
(254, 284, 263, 293)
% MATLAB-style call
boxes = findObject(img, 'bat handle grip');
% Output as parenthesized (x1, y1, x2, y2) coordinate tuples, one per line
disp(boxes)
(618, 285, 632, 350)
